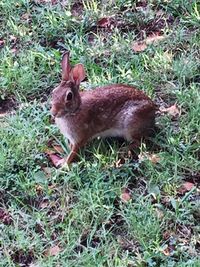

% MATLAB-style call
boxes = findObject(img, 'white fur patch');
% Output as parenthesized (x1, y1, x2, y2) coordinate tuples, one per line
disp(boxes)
(94, 128, 124, 139)
(55, 117, 76, 145)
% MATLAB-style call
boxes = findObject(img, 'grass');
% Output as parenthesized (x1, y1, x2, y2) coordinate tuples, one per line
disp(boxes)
(0, 0, 200, 266)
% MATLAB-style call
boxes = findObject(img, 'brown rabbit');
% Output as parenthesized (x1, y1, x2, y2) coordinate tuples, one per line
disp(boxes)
(50, 52, 156, 165)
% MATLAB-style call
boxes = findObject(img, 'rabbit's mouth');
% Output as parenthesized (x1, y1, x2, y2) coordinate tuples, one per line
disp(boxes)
(50, 107, 65, 118)
(51, 106, 80, 118)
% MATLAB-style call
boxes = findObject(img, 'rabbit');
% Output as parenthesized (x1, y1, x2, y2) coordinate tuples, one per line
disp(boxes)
(50, 51, 156, 165)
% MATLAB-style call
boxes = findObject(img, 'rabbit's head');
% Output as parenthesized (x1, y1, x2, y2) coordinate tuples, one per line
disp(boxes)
(51, 52, 86, 118)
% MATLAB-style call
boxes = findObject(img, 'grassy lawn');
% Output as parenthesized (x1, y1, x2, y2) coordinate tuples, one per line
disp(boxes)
(0, 0, 200, 266)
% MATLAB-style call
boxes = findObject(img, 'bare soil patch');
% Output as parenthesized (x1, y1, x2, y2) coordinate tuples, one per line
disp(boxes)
(0, 97, 17, 117)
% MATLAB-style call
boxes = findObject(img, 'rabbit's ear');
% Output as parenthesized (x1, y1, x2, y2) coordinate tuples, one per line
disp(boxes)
(70, 64, 86, 86)
(61, 51, 71, 81)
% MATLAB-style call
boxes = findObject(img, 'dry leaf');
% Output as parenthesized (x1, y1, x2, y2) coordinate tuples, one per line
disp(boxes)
(97, 17, 111, 27)
(21, 13, 31, 21)
(121, 188, 131, 202)
(132, 42, 147, 52)
(0, 208, 12, 225)
(71, 2, 83, 17)
(48, 184, 57, 190)
(156, 10, 165, 17)
(52, 144, 64, 154)
(0, 40, 5, 47)
(39, 200, 49, 209)
(160, 104, 181, 117)
(163, 51, 173, 62)
(162, 230, 171, 240)
(162, 247, 170, 256)
(45, 143, 65, 167)
(45, 149, 63, 166)
(45, 148, 56, 155)
(10, 35, 17, 43)
(35, 185, 43, 195)
(132, 33, 165, 52)
(139, 152, 160, 164)
(29, 263, 40, 267)
(46, 245, 61, 256)
(115, 158, 125, 168)
(49, 154, 64, 167)
(45, 143, 64, 154)
(178, 182, 195, 195)
(138, 153, 145, 161)
(155, 208, 164, 219)
(146, 33, 165, 45)
(11, 47, 18, 54)
(149, 154, 161, 164)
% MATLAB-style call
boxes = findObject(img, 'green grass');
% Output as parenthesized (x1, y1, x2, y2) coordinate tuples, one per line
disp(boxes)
(0, 0, 200, 266)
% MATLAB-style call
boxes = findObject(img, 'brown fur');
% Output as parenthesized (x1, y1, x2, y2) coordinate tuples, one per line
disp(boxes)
(50, 52, 156, 165)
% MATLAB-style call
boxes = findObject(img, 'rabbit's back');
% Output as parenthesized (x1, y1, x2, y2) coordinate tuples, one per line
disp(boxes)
(80, 84, 153, 116)
(81, 84, 150, 102)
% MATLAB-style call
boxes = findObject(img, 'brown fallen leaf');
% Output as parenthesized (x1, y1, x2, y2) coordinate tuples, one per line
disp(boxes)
(149, 154, 161, 164)
(71, 2, 83, 17)
(45, 245, 61, 256)
(45, 149, 55, 155)
(11, 47, 18, 54)
(155, 208, 164, 219)
(138, 152, 160, 164)
(10, 35, 17, 43)
(132, 33, 165, 52)
(52, 144, 64, 154)
(160, 104, 181, 117)
(132, 42, 147, 52)
(162, 230, 171, 240)
(121, 188, 131, 202)
(29, 263, 41, 267)
(49, 154, 64, 167)
(48, 184, 57, 190)
(162, 247, 170, 256)
(45, 142, 64, 155)
(45, 142, 65, 167)
(115, 158, 125, 168)
(178, 182, 195, 195)
(21, 13, 31, 21)
(0, 40, 5, 48)
(0, 208, 12, 225)
(97, 17, 111, 28)
(146, 33, 165, 45)
(156, 10, 165, 17)
(35, 185, 43, 195)
(39, 200, 49, 209)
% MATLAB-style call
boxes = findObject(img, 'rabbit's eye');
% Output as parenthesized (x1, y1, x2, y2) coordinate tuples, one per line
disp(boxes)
(66, 91, 73, 101)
